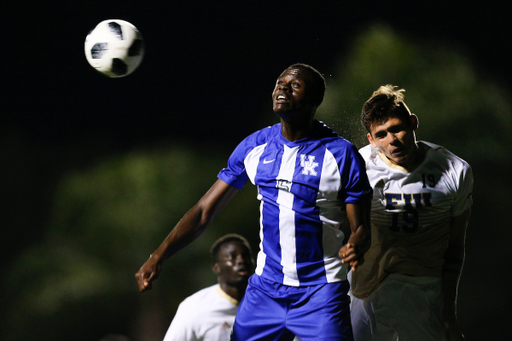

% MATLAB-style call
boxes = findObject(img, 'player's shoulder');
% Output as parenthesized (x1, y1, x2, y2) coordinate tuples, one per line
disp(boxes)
(315, 121, 345, 142)
(358, 144, 381, 167)
(231, 124, 279, 157)
(244, 123, 280, 143)
(421, 141, 471, 170)
(315, 121, 358, 152)
(358, 144, 373, 158)
(171, 284, 221, 328)
(179, 284, 218, 307)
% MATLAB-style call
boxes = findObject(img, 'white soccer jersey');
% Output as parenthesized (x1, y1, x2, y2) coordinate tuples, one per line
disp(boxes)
(351, 141, 473, 299)
(218, 121, 372, 286)
(163, 284, 239, 341)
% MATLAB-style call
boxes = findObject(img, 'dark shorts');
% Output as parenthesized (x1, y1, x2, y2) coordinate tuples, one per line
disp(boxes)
(231, 275, 353, 341)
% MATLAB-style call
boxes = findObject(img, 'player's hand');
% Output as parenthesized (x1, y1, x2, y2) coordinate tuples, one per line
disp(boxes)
(339, 243, 359, 271)
(339, 226, 370, 271)
(135, 254, 162, 292)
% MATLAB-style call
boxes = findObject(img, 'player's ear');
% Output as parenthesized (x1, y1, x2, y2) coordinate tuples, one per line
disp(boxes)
(410, 114, 419, 130)
(367, 133, 377, 148)
(212, 263, 220, 275)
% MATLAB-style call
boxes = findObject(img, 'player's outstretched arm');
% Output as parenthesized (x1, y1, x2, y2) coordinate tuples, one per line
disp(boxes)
(135, 179, 239, 292)
(443, 208, 471, 341)
(339, 200, 371, 271)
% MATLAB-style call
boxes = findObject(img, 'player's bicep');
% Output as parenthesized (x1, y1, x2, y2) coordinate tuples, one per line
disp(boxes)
(198, 179, 239, 222)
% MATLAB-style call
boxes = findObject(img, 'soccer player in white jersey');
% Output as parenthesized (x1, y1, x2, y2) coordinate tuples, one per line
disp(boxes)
(163, 234, 253, 341)
(349, 85, 473, 341)
(135, 63, 373, 341)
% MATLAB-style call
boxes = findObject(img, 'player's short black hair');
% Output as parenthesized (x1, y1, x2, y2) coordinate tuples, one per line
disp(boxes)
(286, 63, 326, 107)
(361, 84, 413, 133)
(210, 234, 252, 264)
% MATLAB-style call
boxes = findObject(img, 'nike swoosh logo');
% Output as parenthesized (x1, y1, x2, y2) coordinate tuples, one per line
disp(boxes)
(263, 159, 275, 164)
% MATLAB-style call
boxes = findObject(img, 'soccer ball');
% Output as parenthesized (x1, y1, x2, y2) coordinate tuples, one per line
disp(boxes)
(84, 19, 144, 78)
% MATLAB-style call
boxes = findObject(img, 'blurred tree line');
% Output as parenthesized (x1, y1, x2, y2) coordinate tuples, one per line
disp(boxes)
(2, 143, 261, 341)
(2, 24, 511, 340)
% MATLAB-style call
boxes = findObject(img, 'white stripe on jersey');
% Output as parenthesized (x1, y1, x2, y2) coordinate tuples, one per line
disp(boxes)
(318, 149, 347, 282)
(246, 143, 269, 279)
(277, 145, 300, 286)
(245, 143, 267, 184)
(256, 200, 266, 277)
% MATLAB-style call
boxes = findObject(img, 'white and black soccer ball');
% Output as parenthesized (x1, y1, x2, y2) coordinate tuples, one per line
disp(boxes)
(84, 19, 144, 78)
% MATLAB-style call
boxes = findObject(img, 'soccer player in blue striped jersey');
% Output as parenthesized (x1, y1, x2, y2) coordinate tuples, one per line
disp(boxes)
(135, 64, 373, 341)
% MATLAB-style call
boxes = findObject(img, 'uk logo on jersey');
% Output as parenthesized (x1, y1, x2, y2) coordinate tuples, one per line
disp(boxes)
(300, 154, 319, 176)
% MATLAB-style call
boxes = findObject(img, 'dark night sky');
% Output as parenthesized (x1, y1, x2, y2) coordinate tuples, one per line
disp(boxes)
(4, 1, 510, 148)
(2, 1, 511, 339)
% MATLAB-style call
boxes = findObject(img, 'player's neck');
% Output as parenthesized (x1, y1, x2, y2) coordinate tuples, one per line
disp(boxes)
(219, 281, 247, 302)
(280, 118, 317, 142)
(396, 143, 424, 171)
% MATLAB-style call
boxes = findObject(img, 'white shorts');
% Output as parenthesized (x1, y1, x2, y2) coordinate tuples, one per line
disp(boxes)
(349, 273, 446, 341)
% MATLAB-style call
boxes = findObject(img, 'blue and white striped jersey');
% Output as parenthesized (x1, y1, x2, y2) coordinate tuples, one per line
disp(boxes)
(218, 121, 372, 286)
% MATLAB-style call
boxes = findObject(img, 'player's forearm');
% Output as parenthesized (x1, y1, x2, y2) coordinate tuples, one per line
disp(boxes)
(341, 201, 371, 269)
(442, 256, 464, 316)
(442, 265, 465, 340)
(443, 209, 469, 321)
(152, 203, 212, 263)
(442, 239, 465, 338)
(346, 201, 371, 247)
(135, 198, 217, 292)
(151, 180, 238, 263)
(346, 200, 371, 233)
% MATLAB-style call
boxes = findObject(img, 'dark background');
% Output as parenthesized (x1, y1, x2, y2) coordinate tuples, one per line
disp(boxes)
(5, 1, 511, 147)
(2, 1, 510, 340)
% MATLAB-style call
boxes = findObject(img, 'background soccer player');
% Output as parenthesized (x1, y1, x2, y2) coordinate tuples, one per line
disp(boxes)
(135, 63, 372, 341)
(350, 85, 473, 341)
(163, 234, 253, 341)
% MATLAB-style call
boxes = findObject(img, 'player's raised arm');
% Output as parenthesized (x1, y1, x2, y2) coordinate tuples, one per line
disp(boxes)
(135, 179, 239, 292)
(339, 200, 371, 271)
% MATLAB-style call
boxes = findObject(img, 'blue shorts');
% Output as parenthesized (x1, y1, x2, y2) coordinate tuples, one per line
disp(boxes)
(231, 275, 353, 341)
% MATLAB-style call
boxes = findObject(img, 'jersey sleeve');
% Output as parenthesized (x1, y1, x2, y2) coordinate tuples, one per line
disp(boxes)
(217, 138, 250, 190)
(339, 145, 373, 204)
(452, 163, 474, 217)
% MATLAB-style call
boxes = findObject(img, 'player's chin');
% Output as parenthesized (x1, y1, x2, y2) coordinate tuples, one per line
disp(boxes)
(227, 276, 250, 286)
(273, 105, 290, 116)
(390, 151, 410, 163)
